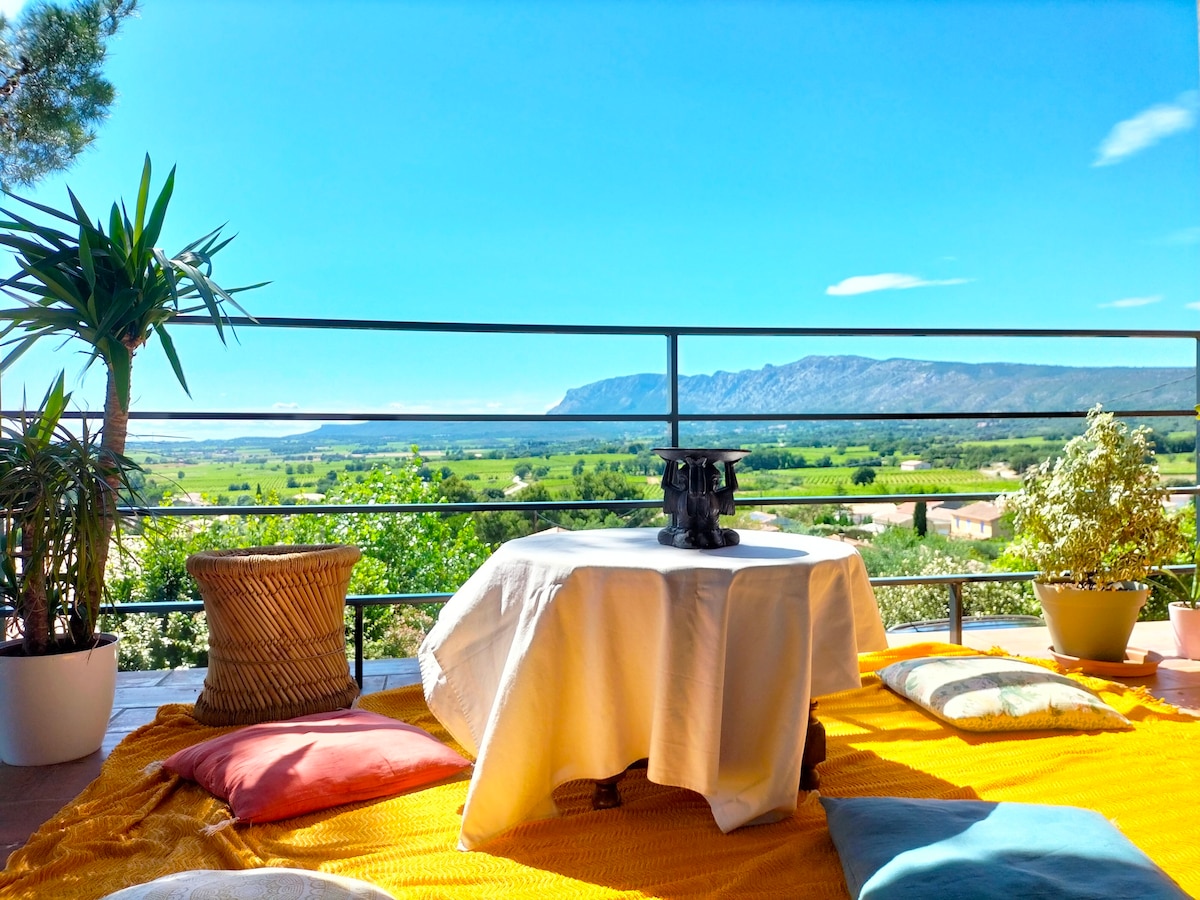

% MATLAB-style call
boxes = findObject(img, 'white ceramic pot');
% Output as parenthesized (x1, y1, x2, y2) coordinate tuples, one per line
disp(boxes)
(1034, 582, 1147, 663)
(1168, 602, 1200, 661)
(0, 634, 119, 766)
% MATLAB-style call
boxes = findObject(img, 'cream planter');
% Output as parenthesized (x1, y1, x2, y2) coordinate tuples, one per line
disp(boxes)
(0, 634, 119, 766)
(1168, 602, 1200, 661)
(1034, 582, 1147, 664)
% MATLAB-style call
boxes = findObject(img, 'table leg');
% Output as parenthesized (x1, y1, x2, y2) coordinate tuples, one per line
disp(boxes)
(801, 700, 826, 792)
(592, 772, 625, 809)
(592, 705, 826, 811)
(592, 759, 648, 810)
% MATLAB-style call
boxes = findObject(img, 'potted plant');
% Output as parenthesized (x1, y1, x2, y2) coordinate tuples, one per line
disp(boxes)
(1004, 406, 1186, 663)
(0, 374, 141, 765)
(0, 154, 264, 590)
(1150, 549, 1200, 660)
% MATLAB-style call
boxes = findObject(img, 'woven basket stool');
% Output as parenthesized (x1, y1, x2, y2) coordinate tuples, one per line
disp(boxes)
(186, 544, 362, 726)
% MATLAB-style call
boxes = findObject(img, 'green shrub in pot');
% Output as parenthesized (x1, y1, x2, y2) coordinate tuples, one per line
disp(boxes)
(0, 373, 140, 656)
(1004, 406, 1186, 661)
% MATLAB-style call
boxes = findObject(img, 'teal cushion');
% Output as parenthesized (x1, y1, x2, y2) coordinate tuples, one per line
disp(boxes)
(820, 796, 1188, 900)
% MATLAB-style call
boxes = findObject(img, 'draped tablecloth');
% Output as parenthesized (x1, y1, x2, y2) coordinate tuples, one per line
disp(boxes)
(418, 527, 887, 850)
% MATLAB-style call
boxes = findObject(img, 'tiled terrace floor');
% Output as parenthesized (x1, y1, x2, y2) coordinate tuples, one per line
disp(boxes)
(0, 657, 423, 866)
(2, 622, 1198, 867)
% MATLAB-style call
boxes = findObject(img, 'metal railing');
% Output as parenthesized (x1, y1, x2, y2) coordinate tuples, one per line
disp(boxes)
(5, 318, 1199, 682)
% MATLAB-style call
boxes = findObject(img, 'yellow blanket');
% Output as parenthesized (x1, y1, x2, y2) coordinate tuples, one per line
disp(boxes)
(2, 642, 1197, 899)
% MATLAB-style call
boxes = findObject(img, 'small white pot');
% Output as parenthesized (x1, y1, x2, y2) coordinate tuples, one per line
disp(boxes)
(0, 634, 119, 766)
(1168, 602, 1200, 661)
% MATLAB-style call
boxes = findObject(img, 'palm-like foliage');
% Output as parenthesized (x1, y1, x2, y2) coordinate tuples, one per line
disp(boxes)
(0, 154, 263, 630)
(0, 153, 262, 423)
(0, 373, 139, 654)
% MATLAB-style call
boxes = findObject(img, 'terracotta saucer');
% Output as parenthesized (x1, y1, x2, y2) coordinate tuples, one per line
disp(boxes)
(1049, 647, 1162, 678)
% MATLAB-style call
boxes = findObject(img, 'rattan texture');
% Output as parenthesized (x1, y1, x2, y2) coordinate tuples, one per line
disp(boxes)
(186, 544, 362, 726)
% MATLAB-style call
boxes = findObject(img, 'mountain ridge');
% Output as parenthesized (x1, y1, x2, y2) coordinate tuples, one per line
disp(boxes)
(255, 354, 1192, 447)
(547, 354, 1192, 416)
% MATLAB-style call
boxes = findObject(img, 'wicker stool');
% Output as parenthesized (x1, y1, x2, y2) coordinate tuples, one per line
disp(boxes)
(186, 544, 362, 726)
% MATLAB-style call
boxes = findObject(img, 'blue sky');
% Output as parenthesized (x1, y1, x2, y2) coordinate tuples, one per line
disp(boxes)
(3, 0, 1199, 439)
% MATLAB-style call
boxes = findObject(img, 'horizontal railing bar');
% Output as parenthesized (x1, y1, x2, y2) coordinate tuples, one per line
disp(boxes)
(344, 593, 455, 607)
(871, 571, 1037, 586)
(170, 315, 1200, 341)
(118, 485, 1199, 518)
(80, 593, 459, 617)
(22, 411, 671, 422)
(6, 564, 1190, 681)
(126, 499, 662, 516)
(12, 562, 1167, 619)
(19, 408, 1197, 422)
(678, 409, 1196, 421)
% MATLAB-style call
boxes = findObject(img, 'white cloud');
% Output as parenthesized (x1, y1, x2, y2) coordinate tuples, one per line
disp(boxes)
(272, 401, 300, 410)
(1186, 301, 1200, 311)
(825, 273, 971, 296)
(1094, 92, 1198, 167)
(1099, 295, 1161, 308)
(0, 1, 28, 20)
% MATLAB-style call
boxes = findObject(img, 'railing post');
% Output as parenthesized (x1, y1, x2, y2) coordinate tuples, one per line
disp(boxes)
(667, 332, 679, 447)
(354, 604, 364, 688)
(947, 582, 964, 644)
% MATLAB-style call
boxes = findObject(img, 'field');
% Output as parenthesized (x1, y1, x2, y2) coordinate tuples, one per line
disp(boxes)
(127, 434, 1200, 506)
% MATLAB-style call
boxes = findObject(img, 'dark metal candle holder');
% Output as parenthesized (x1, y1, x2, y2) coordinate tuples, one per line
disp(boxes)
(653, 448, 749, 549)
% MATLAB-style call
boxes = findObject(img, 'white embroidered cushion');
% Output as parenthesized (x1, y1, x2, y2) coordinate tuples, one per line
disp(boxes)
(877, 655, 1130, 732)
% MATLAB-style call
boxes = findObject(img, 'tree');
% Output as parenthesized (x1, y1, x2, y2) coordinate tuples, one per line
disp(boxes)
(109, 459, 491, 667)
(0, 155, 264, 588)
(0, 1, 137, 187)
(851, 466, 876, 486)
(913, 500, 928, 538)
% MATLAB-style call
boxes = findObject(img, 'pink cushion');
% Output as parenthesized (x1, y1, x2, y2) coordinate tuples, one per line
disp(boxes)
(163, 708, 471, 823)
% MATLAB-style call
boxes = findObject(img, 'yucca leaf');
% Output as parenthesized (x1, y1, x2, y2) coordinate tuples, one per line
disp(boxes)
(18, 265, 86, 308)
(170, 259, 227, 340)
(141, 164, 175, 253)
(0, 205, 74, 248)
(0, 332, 48, 369)
(204, 278, 259, 318)
(150, 248, 182, 306)
(153, 324, 190, 395)
(28, 372, 68, 447)
(108, 202, 127, 253)
(78, 225, 96, 291)
(177, 225, 224, 255)
(133, 154, 151, 244)
(0, 234, 71, 269)
(0, 189, 81, 226)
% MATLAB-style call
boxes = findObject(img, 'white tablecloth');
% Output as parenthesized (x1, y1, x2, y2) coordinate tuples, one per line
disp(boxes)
(418, 527, 887, 850)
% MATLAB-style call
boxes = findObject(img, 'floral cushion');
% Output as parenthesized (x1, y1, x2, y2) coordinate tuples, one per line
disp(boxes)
(876, 655, 1129, 732)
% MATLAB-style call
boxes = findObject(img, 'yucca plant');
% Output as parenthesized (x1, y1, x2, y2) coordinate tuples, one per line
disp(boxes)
(0, 373, 139, 655)
(0, 154, 263, 586)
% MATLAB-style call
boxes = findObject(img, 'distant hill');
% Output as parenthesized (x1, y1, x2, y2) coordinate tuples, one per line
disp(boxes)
(269, 354, 1193, 448)
(547, 355, 1193, 416)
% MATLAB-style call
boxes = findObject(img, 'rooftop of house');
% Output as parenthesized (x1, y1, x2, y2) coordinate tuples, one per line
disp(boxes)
(951, 500, 1004, 523)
